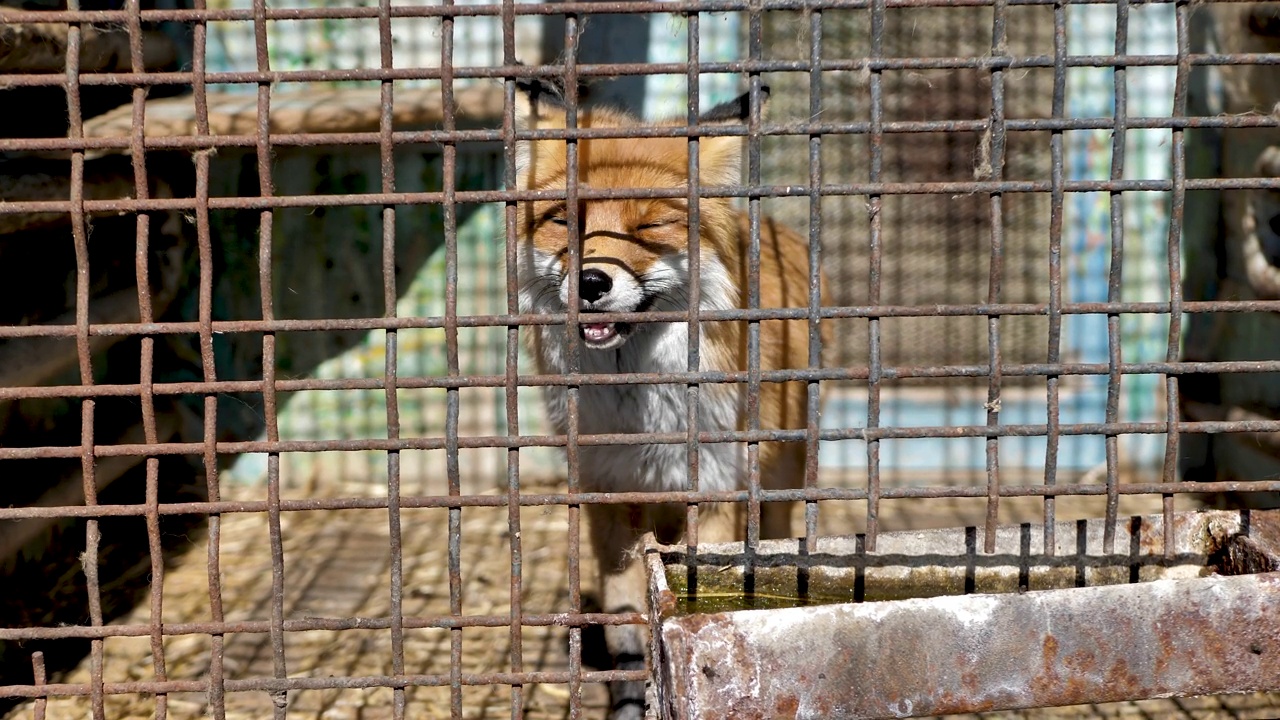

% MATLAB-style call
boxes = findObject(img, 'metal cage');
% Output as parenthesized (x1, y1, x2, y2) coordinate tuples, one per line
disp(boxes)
(3, 0, 1280, 717)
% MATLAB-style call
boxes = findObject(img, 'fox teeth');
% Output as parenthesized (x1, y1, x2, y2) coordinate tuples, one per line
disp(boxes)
(581, 322, 617, 344)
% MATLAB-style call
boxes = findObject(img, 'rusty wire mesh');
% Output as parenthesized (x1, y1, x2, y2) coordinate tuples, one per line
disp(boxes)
(4, 0, 1280, 718)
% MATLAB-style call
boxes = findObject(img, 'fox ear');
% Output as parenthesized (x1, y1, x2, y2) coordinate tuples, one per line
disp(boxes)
(514, 73, 593, 190)
(695, 87, 769, 186)
(514, 75, 570, 122)
(698, 87, 770, 124)
(514, 76, 564, 191)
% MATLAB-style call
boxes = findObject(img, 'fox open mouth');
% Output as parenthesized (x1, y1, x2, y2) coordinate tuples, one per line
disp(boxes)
(579, 320, 633, 349)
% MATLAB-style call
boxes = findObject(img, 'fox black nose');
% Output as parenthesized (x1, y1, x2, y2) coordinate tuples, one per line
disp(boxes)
(579, 269, 612, 303)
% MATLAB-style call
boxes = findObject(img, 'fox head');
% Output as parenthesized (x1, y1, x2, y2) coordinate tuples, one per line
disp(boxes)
(515, 78, 765, 351)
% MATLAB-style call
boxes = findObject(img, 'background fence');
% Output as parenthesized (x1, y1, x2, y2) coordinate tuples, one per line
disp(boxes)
(207, 2, 1178, 491)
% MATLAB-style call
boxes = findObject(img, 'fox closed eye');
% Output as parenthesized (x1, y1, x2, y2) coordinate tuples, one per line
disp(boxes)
(636, 218, 683, 231)
(534, 203, 569, 228)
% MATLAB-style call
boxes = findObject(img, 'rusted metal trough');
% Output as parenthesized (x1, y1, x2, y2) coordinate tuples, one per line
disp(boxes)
(644, 510, 1280, 719)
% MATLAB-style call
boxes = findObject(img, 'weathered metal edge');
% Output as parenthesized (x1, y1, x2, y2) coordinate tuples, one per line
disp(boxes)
(648, 510, 1280, 720)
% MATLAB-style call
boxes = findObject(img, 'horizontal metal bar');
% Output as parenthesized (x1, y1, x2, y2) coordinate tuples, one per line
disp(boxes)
(2, 359, 1280, 404)
(0, 668, 650, 700)
(3, 481, 1279, 523)
(3, 53, 1280, 89)
(0, 0, 1259, 26)
(0, 611, 645, 642)
(5, 300, 1280, 342)
(2, 174, 1273, 216)
(4, 419, 1280, 462)
(0, 116, 1263, 156)
(5, 113, 1280, 155)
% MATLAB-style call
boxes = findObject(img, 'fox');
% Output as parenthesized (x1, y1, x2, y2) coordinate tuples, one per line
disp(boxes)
(515, 77, 827, 719)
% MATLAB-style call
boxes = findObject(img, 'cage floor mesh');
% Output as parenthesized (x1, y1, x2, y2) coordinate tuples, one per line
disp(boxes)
(10, 476, 1280, 720)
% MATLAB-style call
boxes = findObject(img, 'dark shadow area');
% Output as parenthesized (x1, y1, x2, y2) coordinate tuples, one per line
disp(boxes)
(0, 137, 496, 712)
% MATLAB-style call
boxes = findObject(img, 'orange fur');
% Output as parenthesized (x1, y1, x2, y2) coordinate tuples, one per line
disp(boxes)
(519, 97, 827, 470)
(515, 86, 829, 719)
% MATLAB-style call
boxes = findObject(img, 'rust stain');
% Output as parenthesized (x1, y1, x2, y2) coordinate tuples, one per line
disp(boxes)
(1153, 622, 1173, 678)
(1028, 633, 1062, 699)
(657, 512, 1280, 719)
(1063, 647, 1100, 677)
(933, 688, 998, 716)
(1137, 515, 1165, 555)
(654, 586, 678, 619)
(1104, 660, 1145, 696)
(960, 667, 980, 692)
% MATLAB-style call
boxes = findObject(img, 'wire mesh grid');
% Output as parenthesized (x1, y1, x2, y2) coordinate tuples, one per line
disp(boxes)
(5, 0, 1280, 718)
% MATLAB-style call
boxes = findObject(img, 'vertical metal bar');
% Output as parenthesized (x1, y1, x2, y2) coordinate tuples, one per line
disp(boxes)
(745, 0, 764, 562)
(500, 1, 525, 716)
(865, 0, 885, 553)
(561, 18, 585, 718)
(250, 0, 288, 713)
(983, 0, 1009, 555)
(1043, 0, 1066, 558)
(31, 651, 46, 720)
(63, 6, 104, 718)
(684, 10, 704, 583)
(138, 309, 168, 720)
(1103, 0, 1129, 554)
(441, 5, 464, 718)
(804, 2, 824, 555)
(190, 1, 226, 712)
(680, 5, 711, 625)
(126, 0, 167, 714)
(378, 0, 405, 714)
(1163, 0, 1190, 554)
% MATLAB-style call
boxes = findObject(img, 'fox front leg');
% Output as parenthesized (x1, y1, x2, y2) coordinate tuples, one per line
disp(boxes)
(586, 503, 649, 719)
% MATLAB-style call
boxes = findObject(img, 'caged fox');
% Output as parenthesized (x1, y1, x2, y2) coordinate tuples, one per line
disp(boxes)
(514, 76, 829, 718)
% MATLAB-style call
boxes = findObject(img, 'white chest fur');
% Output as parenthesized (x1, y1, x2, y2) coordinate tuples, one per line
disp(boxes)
(535, 322, 744, 493)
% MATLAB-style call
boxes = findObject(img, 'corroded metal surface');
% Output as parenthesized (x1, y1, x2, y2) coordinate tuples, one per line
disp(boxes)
(649, 510, 1280, 719)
